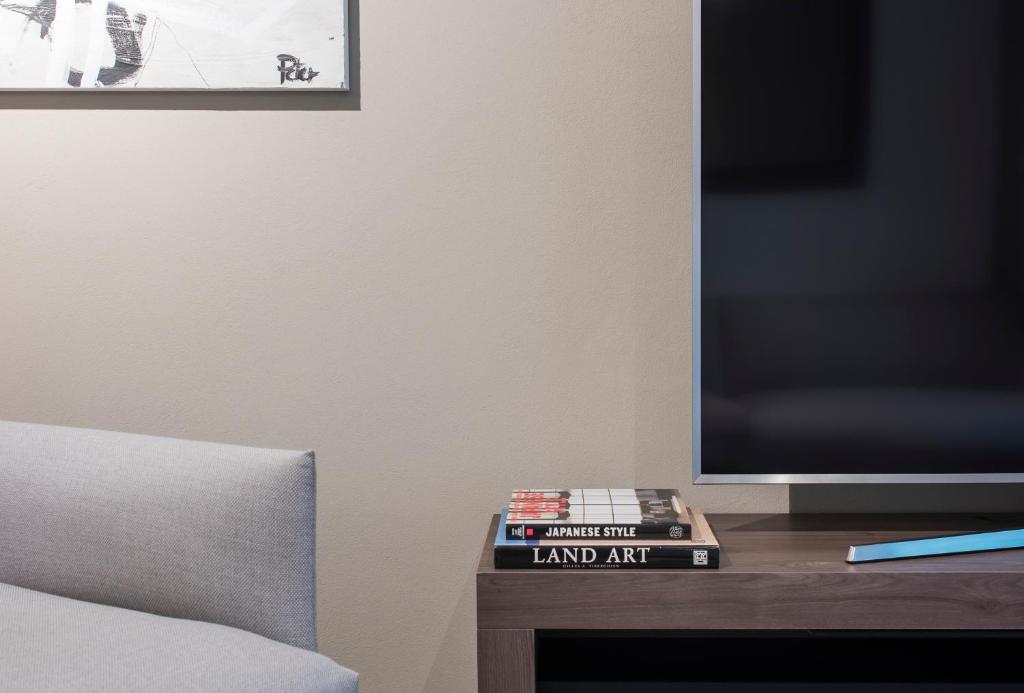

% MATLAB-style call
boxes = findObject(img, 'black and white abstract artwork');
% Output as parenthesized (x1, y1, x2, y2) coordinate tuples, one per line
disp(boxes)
(0, 0, 347, 89)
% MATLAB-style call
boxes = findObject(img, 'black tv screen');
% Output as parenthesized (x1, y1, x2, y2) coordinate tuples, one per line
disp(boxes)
(697, 0, 1024, 480)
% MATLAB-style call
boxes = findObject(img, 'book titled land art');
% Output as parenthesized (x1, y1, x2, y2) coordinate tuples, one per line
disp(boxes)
(494, 504, 720, 570)
(505, 488, 690, 541)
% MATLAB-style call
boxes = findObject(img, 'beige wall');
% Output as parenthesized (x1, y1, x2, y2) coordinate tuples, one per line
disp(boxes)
(0, 2, 786, 690)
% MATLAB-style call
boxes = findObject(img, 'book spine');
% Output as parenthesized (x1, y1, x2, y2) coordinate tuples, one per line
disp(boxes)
(494, 545, 718, 569)
(504, 523, 691, 541)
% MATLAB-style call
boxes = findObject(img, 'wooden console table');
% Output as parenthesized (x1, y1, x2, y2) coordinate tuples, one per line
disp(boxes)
(476, 513, 1024, 693)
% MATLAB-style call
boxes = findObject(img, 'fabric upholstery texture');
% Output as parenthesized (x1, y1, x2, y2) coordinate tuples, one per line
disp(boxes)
(0, 420, 318, 650)
(0, 582, 357, 693)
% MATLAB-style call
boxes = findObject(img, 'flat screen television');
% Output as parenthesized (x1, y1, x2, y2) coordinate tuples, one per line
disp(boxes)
(695, 0, 1024, 483)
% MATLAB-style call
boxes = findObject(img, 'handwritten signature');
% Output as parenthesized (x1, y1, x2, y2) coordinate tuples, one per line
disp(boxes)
(277, 54, 320, 85)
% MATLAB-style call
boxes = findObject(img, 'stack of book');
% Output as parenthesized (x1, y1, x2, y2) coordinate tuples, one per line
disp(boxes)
(494, 488, 720, 569)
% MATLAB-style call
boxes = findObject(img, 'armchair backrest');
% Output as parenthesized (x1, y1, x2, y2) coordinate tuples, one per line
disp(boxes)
(0, 420, 318, 650)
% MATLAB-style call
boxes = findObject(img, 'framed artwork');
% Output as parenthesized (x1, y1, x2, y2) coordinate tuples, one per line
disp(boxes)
(0, 0, 348, 89)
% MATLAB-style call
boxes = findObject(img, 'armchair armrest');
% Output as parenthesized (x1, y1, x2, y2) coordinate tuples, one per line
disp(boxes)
(0, 420, 318, 650)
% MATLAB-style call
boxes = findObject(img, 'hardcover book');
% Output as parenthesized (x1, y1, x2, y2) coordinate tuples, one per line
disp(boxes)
(505, 488, 691, 541)
(494, 505, 719, 570)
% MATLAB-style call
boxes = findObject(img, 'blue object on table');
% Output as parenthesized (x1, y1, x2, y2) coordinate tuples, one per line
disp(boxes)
(847, 528, 1024, 563)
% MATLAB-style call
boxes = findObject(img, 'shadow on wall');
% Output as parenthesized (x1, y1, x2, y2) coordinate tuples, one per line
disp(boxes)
(0, 0, 361, 111)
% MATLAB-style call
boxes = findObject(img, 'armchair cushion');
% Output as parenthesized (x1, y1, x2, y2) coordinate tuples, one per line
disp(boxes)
(0, 582, 357, 693)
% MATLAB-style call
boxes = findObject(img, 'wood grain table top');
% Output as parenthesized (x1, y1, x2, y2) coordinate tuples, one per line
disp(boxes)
(479, 513, 1024, 574)
(477, 513, 1024, 631)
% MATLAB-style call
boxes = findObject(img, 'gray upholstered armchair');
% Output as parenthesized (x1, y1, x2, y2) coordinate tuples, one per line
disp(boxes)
(0, 420, 357, 692)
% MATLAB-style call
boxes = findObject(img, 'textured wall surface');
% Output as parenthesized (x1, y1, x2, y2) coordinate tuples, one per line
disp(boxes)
(0, 2, 786, 690)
